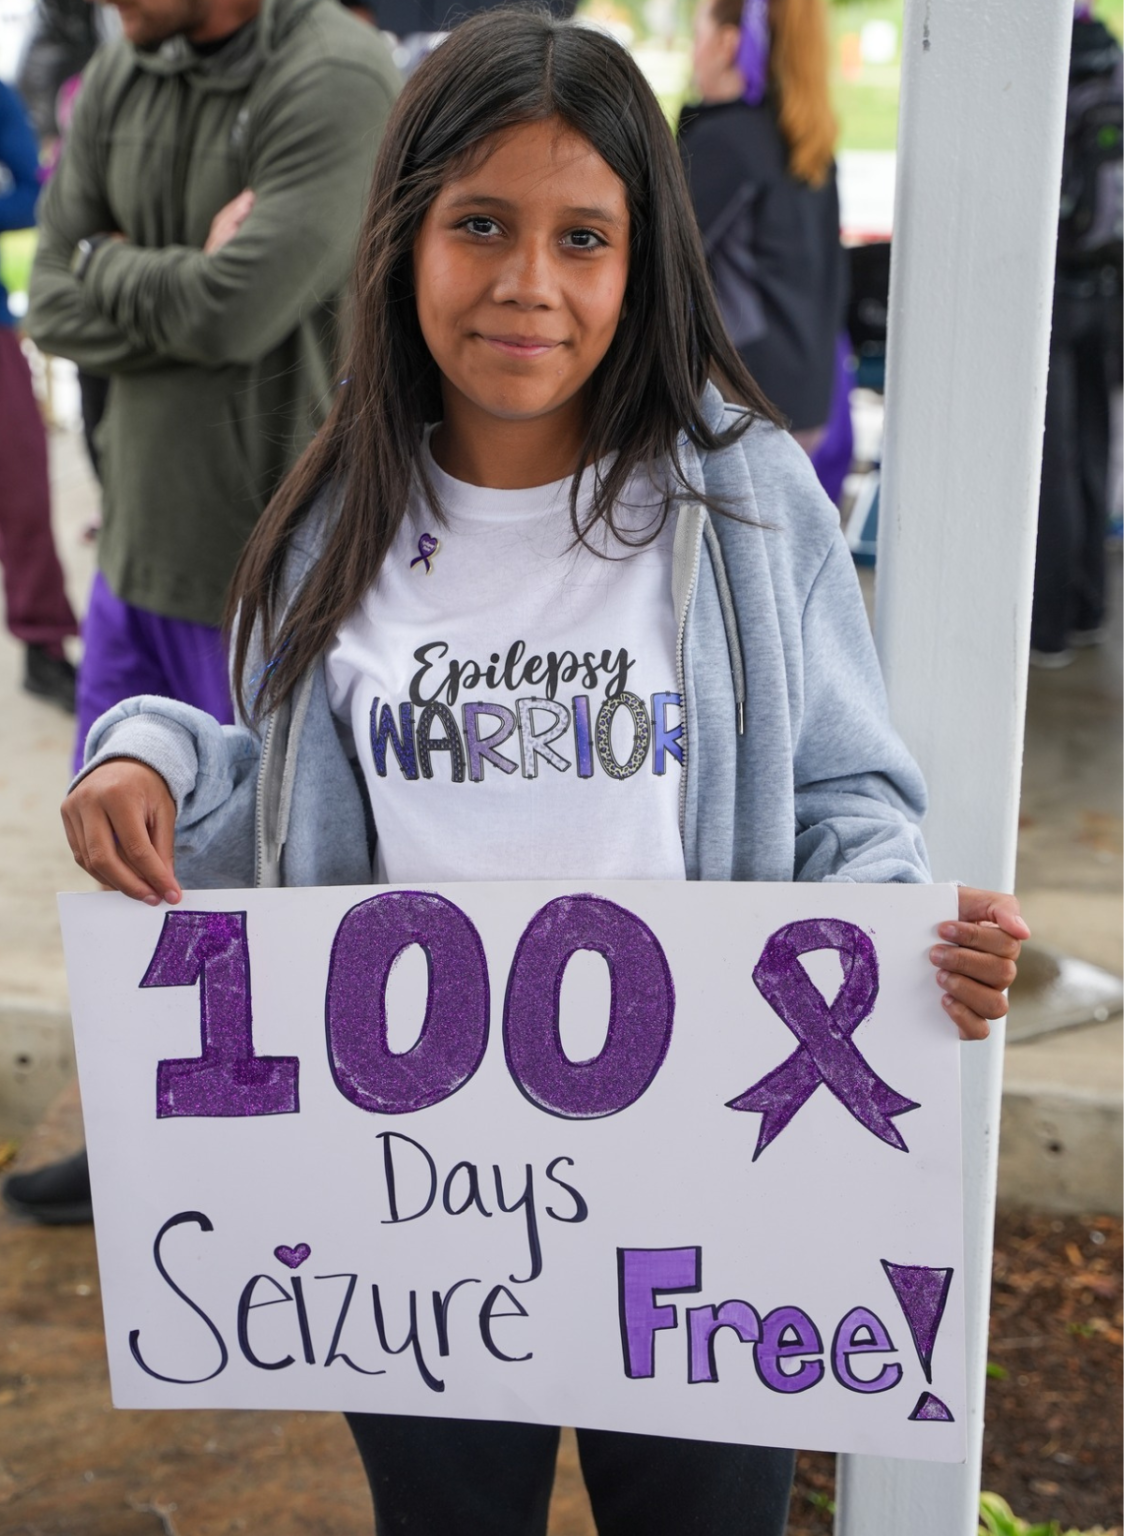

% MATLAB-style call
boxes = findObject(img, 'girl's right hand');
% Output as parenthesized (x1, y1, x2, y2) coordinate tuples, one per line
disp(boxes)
(62, 760, 182, 906)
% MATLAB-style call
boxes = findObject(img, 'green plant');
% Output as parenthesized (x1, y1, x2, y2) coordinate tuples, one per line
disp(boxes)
(0, 229, 37, 302)
(829, 0, 902, 151)
(1094, 0, 1122, 42)
(979, 1491, 1116, 1536)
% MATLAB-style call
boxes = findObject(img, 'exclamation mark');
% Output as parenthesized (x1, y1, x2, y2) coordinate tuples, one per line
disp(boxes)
(880, 1260, 955, 1421)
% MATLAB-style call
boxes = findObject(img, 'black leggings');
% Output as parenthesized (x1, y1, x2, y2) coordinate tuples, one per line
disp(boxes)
(345, 1413, 795, 1535)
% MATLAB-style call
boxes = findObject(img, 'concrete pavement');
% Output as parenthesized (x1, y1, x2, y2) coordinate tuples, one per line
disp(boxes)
(1001, 553, 1123, 1214)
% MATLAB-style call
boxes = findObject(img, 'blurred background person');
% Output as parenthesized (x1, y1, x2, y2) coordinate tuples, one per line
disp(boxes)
(0, 76, 78, 711)
(678, 0, 849, 495)
(26, 0, 400, 772)
(4, 0, 399, 1227)
(1029, 3, 1123, 668)
(14, 0, 109, 146)
(347, 0, 578, 81)
(19, 2, 118, 496)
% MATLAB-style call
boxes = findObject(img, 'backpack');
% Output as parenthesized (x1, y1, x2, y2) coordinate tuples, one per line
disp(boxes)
(1057, 26, 1123, 271)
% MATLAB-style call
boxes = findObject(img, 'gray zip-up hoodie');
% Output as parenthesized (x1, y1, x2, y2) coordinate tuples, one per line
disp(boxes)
(77, 389, 931, 890)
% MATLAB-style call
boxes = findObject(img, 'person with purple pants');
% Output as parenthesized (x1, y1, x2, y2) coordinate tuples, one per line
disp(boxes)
(3, 0, 399, 1225)
(74, 573, 234, 772)
(21, 0, 399, 774)
(0, 80, 78, 712)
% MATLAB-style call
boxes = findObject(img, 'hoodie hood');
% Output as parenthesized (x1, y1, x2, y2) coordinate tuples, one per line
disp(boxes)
(132, 0, 320, 88)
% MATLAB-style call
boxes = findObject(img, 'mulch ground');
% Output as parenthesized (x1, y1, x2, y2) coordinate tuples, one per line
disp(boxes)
(2, 1113, 1119, 1536)
(788, 1212, 1124, 1535)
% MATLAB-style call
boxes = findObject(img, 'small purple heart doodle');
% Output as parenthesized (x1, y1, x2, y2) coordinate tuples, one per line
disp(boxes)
(274, 1243, 311, 1269)
(409, 532, 440, 574)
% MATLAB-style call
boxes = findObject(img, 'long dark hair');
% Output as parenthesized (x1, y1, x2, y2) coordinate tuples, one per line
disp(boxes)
(228, 6, 780, 720)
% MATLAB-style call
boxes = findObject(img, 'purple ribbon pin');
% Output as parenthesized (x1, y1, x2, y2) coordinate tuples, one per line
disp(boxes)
(410, 532, 440, 574)
(728, 918, 919, 1158)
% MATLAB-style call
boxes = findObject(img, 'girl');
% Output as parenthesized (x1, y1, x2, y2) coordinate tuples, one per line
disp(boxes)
(61, 11, 1027, 1533)
(679, 0, 845, 456)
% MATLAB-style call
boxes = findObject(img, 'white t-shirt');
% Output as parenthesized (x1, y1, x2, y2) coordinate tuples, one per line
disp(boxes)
(325, 436, 686, 884)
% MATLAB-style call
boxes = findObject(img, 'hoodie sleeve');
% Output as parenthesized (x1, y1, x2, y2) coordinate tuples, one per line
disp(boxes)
(78, 53, 397, 366)
(73, 696, 262, 889)
(792, 532, 931, 884)
(26, 54, 166, 372)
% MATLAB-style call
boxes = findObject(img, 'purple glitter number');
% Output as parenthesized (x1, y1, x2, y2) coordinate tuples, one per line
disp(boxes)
(141, 911, 299, 1118)
(728, 919, 919, 1156)
(325, 891, 489, 1114)
(503, 896, 675, 1119)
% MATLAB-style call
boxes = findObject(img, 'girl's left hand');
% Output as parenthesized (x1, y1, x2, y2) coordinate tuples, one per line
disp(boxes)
(930, 888, 1030, 1041)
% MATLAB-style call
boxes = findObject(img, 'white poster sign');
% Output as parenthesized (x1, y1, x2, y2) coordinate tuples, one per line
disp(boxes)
(59, 880, 965, 1461)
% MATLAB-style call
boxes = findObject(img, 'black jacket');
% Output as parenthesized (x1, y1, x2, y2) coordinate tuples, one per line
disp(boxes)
(678, 98, 844, 431)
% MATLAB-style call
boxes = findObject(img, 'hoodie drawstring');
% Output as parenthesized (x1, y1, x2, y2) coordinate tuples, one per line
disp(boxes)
(702, 515, 747, 735)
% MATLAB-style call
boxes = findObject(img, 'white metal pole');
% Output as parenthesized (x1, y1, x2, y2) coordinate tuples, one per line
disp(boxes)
(834, 1, 1073, 1532)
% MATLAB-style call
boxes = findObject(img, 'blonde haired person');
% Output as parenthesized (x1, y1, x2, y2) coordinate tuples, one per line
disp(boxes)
(679, 0, 843, 452)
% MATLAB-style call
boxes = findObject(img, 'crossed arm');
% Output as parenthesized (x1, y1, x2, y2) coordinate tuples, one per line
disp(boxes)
(27, 56, 393, 372)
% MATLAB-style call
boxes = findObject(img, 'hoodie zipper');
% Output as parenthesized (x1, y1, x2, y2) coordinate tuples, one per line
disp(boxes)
(674, 515, 704, 843)
(170, 78, 208, 243)
(254, 709, 276, 887)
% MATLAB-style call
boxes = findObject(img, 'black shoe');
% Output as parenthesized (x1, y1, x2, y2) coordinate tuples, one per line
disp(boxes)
(3, 1148, 92, 1224)
(23, 645, 77, 713)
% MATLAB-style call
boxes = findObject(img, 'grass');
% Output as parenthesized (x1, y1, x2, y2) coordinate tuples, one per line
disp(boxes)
(830, 0, 903, 152)
(0, 227, 37, 305)
(1094, 0, 1123, 41)
(978, 1491, 1117, 1536)
(830, 0, 1124, 154)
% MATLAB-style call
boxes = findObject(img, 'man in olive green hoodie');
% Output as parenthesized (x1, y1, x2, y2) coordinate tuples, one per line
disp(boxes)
(27, 0, 400, 762)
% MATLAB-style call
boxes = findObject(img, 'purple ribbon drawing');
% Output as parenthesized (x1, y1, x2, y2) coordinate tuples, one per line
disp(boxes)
(410, 532, 440, 574)
(728, 919, 919, 1158)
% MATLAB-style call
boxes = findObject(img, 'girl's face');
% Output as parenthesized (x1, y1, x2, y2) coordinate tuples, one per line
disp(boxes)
(413, 118, 630, 443)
